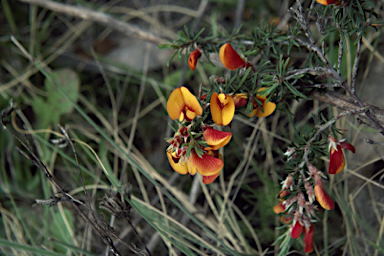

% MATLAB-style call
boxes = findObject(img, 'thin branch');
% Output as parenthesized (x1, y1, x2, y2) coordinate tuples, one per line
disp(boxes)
(351, 36, 362, 94)
(310, 91, 384, 127)
(299, 83, 341, 88)
(290, 1, 384, 136)
(302, 107, 367, 164)
(336, 20, 344, 76)
(1, 103, 122, 256)
(234, 0, 245, 30)
(284, 67, 331, 81)
(19, 0, 168, 45)
(365, 138, 384, 145)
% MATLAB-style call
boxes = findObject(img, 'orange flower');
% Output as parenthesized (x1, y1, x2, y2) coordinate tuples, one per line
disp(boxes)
(249, 87, 276, 117)
(188, 49, 201, 71)
(203, 127, 232, 150)
(210, 92, 235, 126)
(304, 224, 314, 253)
(167, 149, 223, 184)
(167, 86, 203, 122)
(232, 93, 248, 108)
(273, 202, 285, 214)
(316, 0, 341, 5)
(202, 152, 223, 184)
(189, 150, 223, 177)
(166, 150, 196, 175)
(328, 135, 355, 175)
(278, 190, 290, 199)
(314, 177, 335, 210)
(219, 43, 246, 70)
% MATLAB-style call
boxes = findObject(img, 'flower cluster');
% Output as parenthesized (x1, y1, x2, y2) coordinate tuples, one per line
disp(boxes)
(166, 125, 231, 184)
(273, 135, 355, 253)
(166, 43, 277, 183)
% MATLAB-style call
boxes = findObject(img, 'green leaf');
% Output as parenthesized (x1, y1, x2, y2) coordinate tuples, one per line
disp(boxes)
(193, 27, 205, 41)
(32, 96, 60, 129)
(158, 43, 175, 49)
(32, 69, 79, 129)
(45, 68, 80, 115)
(178, 30, 187, 39)
(366, 240, 384, 254)
(285, 81, 307, 98)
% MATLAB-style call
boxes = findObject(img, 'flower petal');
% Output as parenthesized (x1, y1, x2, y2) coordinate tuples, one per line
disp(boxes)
(180, 86, 203, 117)
(316, 0, 340, 5)
(273, 202, 285, 214)
(281, 215, 292, 224)
(166, 150, 188, 175)
(189, 152, 223, 176)
(291, 222, 303, 239)
(210, 93, 235, 126)
(203, 171, 221, 184)
(278, 190, 290, 199)
(185, 109, 197, 120)
(314, 184, 335, 210)
(167, 88, 185, 120)
(219, 43, 246, 70)
(221, 96, 235, 126)
(233, 93, 248, 108)
(188, 49, 201, 71)
(304, 224, 314, 253)
(187, 162, 197, 176)
(255, 101, 276, 117)
(329, 145, 345, 175)
(210, 92, 223, 125)
(203, 127, 232, 150)
(339, 142, 355, 153)
(256, 87, 268, 100)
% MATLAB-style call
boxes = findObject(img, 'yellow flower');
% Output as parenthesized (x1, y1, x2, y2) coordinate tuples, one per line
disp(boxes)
(210, 92, 235, 126)
(167, 86, 203, 122)
(249, 87, 276, 118)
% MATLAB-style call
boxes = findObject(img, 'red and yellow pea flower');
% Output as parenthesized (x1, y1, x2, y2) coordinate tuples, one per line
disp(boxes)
(167, 86, 203, 122)
(219, 43, 254, 71)
(210, 92, 235, 126)
(304, 224, 314, 253)
(291, 221, 304, 239)
(166, 126, 231, 184)
(314, 176, 335, 210)
(249, 87, 276, 118)
(273, 201, 285, 214)
(232, 93, 248, 108)
(188, 49, 201, 71)
(203, 127, 232, 150)
(316, 0, 341, 6)
(167, 149, 224, 184)
(273, 190, 292, 223)
(328, 135, 355, 175)
(290, 218, 314, 253)
(167, 149, 196, 175)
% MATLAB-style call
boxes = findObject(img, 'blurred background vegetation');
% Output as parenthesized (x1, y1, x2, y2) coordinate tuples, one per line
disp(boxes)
(1, 0, 384, 255)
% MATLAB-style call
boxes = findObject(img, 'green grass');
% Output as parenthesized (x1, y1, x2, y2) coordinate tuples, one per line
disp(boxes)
(1, 0, 384, 255)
